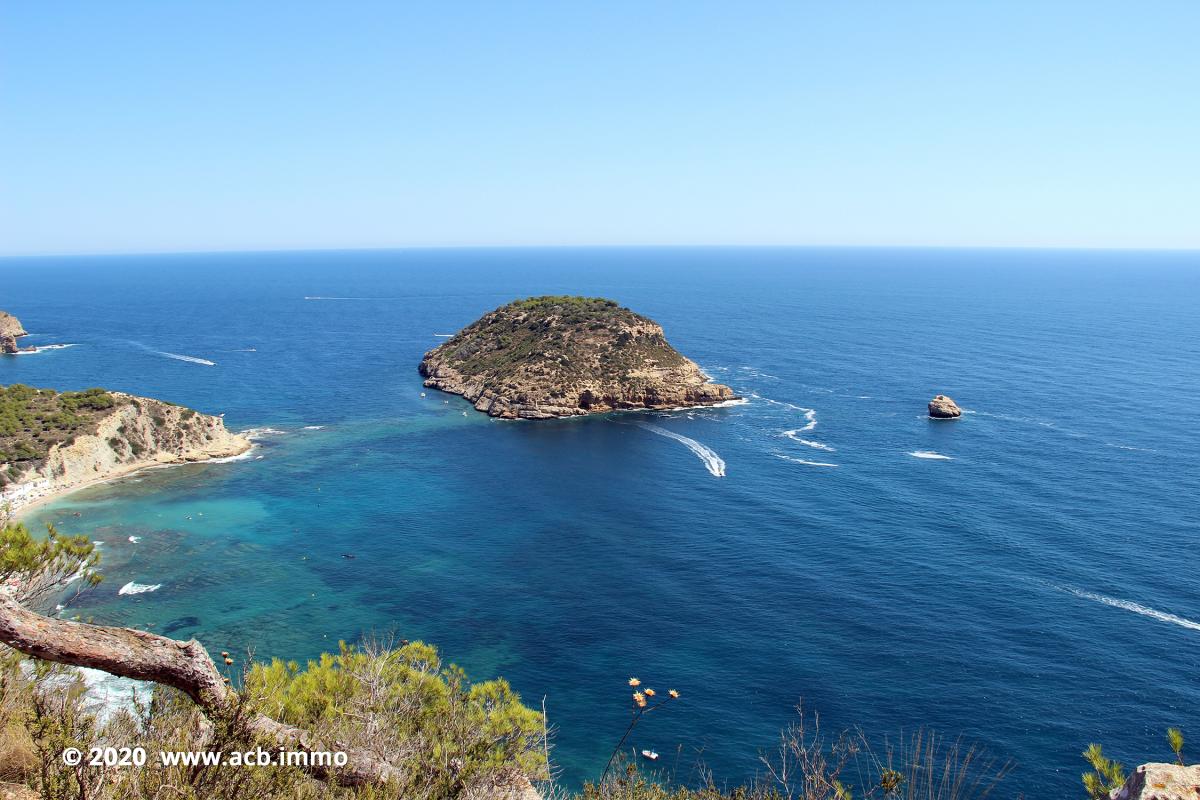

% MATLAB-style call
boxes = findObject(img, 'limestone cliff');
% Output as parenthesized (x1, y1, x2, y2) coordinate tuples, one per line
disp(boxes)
(1110, 763, 1200, 800)
(0, 311, 29, 354)
(1, 389, 250, 512)
(419, 296, 735, 419)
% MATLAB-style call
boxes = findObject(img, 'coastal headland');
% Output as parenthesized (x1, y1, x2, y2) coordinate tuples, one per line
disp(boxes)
(0, 384, 250, 515)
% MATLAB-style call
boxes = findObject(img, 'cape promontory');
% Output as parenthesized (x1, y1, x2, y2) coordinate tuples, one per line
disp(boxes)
(0, 384, 251, 512)
(419, 296, 736, 419)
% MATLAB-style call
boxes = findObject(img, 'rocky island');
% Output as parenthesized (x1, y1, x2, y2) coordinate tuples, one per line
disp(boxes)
(928, 394, 962, 419)
(0, 311, 32, 354)
(419, 296, 736, 419)
(0, 384, 250, 513)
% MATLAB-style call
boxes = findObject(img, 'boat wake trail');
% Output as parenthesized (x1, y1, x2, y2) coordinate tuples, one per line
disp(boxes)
(775, 454, 837, 468)
(157, 351, 215, 366)
(129, 341, 215, 366)
(783, 433, 834, 451)
(1061, 586, 1200, 633)
(635, 422, 726, 477)
(779, 407, 818, 439)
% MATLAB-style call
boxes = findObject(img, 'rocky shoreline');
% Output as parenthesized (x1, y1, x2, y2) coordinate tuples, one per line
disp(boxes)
(2, 393, 251, 516)
(0, 311, 32, 355)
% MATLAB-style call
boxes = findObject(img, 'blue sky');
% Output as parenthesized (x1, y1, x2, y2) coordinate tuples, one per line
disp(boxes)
(1, 1, 1197, 255)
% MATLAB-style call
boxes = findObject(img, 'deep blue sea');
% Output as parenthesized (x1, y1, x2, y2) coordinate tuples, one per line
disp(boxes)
(1, 248, 1197, 797)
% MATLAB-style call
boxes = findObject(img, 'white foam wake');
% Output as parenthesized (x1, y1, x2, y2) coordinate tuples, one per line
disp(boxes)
(635, 422, 726, 477)
(754, 394, 817, 420)
(775, 454, 837, 468)
(1062, 587, 1200, 633)
(909, 451, 953, 460)
(784, 408, 818, 433)
(783, 433, 834, 451)
(118, 581, 161, 595)
(131, 342, 216, 366)
(159, 351, 215, 366)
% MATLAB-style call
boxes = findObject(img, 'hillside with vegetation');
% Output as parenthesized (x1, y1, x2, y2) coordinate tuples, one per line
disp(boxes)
(419, 296, 735, 419)
(0, 384, 250, 508)
(0, 385, 119, 483)
(0, 520, 1194, 799)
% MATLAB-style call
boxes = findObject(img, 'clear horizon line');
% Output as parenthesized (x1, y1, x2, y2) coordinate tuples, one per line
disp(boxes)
(2, 242, 1200, 260)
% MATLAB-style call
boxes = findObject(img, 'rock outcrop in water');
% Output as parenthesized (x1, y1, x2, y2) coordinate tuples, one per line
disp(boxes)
(928, 394, 962, 419)
(1110, 763, 1200, 800)
(0, 386, 250, 512)
(0, 311, 30, 354)
(419, 296, 736, 419)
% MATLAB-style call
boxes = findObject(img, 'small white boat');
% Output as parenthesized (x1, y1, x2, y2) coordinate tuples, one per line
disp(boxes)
(641, 749, 659, 761)
(420, 392, 426, 397)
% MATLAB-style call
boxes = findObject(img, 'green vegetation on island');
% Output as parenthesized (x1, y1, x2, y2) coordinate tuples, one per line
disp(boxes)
(440, 296, 680, 380)
(420, 296, 734, 418)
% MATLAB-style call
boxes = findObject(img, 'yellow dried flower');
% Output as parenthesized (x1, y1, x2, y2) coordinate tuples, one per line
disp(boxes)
(644, 688, 656, 697)
(633, 692, 647, 708)
(668, 689, 679, 699)
(628, 677, 641, 687)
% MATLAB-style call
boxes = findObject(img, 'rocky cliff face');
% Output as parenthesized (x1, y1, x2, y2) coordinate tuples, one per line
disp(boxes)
(1110, 763, 1200, 800)
(419, 296, 735, 419)
(2, 393, 250, 511)
(0, 311, 29, 354)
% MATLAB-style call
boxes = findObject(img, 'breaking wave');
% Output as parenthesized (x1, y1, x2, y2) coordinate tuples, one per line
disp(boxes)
(302, 425, 326, 430)
(1061, 587, 1200, 633)
(118, 581, 161, 595)
(242, 427, 287, 440)
(13, 343, 77, 355)
(635, 422, 726, 477)
(208, 447, 257, 464)
(910, 451, 953, 460)
(78, 667, 151, 723)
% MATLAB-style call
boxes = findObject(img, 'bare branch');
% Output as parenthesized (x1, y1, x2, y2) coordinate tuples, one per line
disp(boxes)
(0, 591, 404, 788)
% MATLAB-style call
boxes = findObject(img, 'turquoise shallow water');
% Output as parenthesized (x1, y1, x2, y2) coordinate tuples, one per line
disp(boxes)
(2, 248, 1198, 797)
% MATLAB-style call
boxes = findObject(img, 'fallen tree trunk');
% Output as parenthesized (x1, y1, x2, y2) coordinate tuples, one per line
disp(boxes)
(0, 591, 404, 788)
